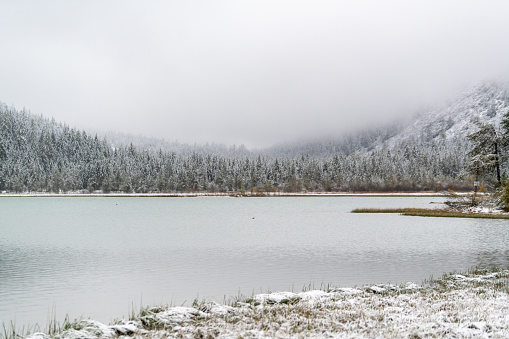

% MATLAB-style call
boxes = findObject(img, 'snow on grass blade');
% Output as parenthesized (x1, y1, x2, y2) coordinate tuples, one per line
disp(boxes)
(3, 268, 509, 338)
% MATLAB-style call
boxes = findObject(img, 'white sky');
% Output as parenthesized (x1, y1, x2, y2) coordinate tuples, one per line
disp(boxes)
(1, 1, 509, 148)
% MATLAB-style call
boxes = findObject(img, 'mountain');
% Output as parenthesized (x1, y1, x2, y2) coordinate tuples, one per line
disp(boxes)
(265, 81, 509, 158)
(381, 81, 509, 149)
(2, 81, 508, 194)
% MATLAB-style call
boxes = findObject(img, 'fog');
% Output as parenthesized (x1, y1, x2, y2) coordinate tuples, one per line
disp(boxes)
(1, 1, 509, 148)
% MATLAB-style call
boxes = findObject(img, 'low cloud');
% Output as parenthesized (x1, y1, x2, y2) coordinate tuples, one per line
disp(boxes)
(1, 1, 509, 148)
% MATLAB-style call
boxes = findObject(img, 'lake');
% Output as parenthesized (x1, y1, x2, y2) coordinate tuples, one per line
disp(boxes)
(1, 196, 509, 328)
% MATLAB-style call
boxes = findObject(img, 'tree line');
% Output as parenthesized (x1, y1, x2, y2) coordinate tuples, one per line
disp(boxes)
(0, 103, 472, 194)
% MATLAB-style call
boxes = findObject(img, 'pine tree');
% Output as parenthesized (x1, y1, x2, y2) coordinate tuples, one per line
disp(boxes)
(500, 110, 509, 153)
(467, 123, 501, 186)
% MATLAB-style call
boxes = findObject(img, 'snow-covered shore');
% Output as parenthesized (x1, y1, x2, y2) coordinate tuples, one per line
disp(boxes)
(24, 269, 509, 338)
(0, 191, 450, 198)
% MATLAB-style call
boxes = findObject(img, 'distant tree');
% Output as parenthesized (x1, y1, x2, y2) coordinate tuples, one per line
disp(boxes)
(500, 110, 509, 151)
(467, 123, 501, 186)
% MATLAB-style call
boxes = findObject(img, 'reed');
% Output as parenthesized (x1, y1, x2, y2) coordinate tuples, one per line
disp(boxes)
(351, 208, 509, 219)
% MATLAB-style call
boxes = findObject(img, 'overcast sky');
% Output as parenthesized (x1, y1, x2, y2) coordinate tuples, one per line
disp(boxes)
(1, 1, 509, 148)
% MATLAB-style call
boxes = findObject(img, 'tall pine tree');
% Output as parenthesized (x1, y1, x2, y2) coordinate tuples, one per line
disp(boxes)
(467, 122, 502, 186)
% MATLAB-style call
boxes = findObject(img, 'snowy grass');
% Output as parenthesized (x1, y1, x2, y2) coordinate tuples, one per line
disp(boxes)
(351, 207, 509, 219)
(4, 268, 509, 338)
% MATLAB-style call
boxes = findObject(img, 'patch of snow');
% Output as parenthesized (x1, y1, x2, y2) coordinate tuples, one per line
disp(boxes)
(109, 321, 141, 335)
(253, 291, 299, 304)
(453, 272, 499, 283)
(26, 333, 49, 339)
(154, 306, 201, 323)
(366, 285, 387, 293)
(332, 287, 363, 294)
(204, 302, 236, 315)
(403, 282, 422, 290)
(80, 320, 115, 337)
(297, 290, 331, 301)
(469, 206, 505, 214)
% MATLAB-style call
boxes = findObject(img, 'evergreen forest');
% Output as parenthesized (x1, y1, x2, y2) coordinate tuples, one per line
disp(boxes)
(0, 102, 471, 194)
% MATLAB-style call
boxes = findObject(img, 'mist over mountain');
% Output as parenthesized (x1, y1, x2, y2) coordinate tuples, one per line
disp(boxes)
(1, 81, 508, 194)
(265, 81, 509, 158)
(93, 130, 258, 159)
(383, 81, 509, 148)
(84, 81, 509, 160)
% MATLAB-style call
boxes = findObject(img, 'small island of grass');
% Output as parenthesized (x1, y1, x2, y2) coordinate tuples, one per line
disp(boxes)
(351, 207, 509, 219)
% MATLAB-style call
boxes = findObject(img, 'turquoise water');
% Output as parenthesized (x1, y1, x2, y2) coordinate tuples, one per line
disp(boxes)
(1, 196, 509, 327)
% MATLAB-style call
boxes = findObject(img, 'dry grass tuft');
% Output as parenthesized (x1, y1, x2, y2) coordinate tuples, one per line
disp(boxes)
(351, 208, 509, 219)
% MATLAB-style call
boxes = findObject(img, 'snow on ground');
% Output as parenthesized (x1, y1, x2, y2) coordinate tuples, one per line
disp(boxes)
(467, 205, 505, 214)
(0, 191, 450, 198)
(23, 269, 509, 338)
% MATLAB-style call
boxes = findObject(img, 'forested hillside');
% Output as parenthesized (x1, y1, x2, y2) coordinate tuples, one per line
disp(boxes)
(265, 82, 509, 159)
(4, 82, 508, 194)
(382, 81, 509, 149)
(0, 109, 468, 194)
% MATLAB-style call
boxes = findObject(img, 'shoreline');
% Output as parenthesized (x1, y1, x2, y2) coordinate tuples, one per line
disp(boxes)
(352, 207, 509, 219)
(0, 191, 452, 198)
(10, 268, 509, 339)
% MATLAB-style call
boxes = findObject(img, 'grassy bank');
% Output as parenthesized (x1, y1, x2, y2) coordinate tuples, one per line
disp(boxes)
(3, 268, 509, 338)
(351, 207, 509, 219)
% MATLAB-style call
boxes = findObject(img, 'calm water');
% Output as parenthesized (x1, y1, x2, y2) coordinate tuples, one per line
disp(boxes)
(1, 196, 509, 327)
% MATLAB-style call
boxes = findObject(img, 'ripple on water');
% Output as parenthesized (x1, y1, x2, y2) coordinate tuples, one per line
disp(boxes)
(2, 196, 509, 327)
